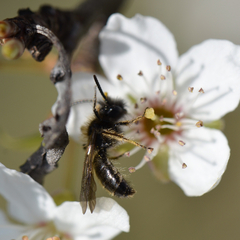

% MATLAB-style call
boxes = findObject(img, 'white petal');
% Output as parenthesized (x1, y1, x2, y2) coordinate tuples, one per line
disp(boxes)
(99, 14, 178, 95)
(54, 198, 129, 239)
(168, 128, 230, 196)
(0, 163, 56, 224)
(0, 210, 30, 239)
(175, 39, 240, 121)
(52, 73, 119, 142)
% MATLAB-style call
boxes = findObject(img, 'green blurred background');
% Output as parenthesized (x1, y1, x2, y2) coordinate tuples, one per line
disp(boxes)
(1, 0, 240, 239)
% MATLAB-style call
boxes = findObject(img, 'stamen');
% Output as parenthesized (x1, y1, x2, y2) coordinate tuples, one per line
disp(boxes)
(147, 147, 154, 154)
(188, 87, 194, 92)
(175, 112, 184, 120)
(116, 74, 123, 80)
(160, 75, 166, 80)
(199, 88, 205, 93)
(186, 87, 205, 111)
(137, 70, 150, 87)
(157, 59, 162, 65)
(140, 97, 147, 103)
(125, 152, 130, 157)
(134, 103, 138, 109)
(22, 236, 29, 240)
(145, 107, 155, 119)
(144, 155, 151, 162)
(134, 153, 154, 170)
(178, 140, 186, 146)
(160, 124, 179, 131)
(172, 90, 177, 96)
(175, 121, 182, 127)
(166, 65, 171, 71)
(124, 146, 143, 157)
(196, 120, 203, 128)
(160, 117, 176, 124)
(182, 163, 187, 169)
(128, 167, 136, 173)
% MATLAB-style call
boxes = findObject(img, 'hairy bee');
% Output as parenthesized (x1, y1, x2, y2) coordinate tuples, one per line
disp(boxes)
(80, 75, 152, 214)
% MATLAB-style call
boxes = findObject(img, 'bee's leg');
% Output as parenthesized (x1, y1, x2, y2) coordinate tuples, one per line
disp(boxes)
(102, 130, 153, 153)
(115, 107, 150, 127)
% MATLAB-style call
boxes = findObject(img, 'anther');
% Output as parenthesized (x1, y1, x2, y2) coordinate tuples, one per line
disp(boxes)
(160, 75, 166, 80)
(134, 103, 138, 109)
(125, 152, 130, 157)
(182, 163, 187, 169)
(199, 88, 204, 93)
(175, 121, 182, 127)
(138, 70, 143, 76)
(145, 107, 155, 119)
(155, 124, 161, 130)
(196, 120, 203, 128)
(156, 90, 160, 95)
(140, 97, 147, 103)
(178, 140, 186, 146)
(22, 236, 29, 240)
(129, 167, 136, 173)
(172, 90, 177, 96)
(188, 87, 194, 92)
(147, 147, 154, 154)
(166, 65, 171, 71)
(117, 74, 123, 80)
(157, 59, 162, 65)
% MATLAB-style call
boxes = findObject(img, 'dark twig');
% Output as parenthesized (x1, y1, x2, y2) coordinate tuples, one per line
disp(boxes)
(0, 0, 126, 61)
(20, 25, 71, 184)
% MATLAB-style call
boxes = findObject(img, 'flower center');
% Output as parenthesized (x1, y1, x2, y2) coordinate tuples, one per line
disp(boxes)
(143, 106, 175, 137)
(116, 59, 205, 172)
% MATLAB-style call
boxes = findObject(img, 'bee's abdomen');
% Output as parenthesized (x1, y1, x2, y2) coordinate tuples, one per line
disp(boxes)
(94, 153, 135, 198)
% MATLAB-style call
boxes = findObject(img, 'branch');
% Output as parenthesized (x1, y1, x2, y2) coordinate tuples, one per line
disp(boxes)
(20, 25, 71, 184)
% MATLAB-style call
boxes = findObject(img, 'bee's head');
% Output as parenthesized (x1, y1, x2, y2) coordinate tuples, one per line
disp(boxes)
(99, 98, 127, 121)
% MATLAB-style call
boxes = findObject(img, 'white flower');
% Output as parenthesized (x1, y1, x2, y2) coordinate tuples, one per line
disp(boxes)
(0, 163, 129, 240)
(60, 14, 240, 197)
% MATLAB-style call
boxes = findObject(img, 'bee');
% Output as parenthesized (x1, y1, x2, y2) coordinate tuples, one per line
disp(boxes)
(80, 75, 153, 214)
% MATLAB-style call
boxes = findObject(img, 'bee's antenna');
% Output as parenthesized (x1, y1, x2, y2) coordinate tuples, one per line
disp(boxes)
(93, 75, 108, 102)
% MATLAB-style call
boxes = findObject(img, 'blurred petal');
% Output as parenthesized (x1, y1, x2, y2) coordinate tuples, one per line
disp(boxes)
(62, 73, 121, 142)
(54, 198, 129, 239)
(0, 210, 28, 239)
(0, 163, 56, 224)
(168, 128, 230, 196)
(175, 39, 240, 121)
(99, 14, 178, 95)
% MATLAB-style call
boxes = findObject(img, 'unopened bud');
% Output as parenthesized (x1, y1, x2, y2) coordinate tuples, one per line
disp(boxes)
(2, 38, 24, 59)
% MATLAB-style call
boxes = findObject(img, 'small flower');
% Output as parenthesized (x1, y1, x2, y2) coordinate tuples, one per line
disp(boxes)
(0, 163, 129, 240)
(58, 14, 240, 197)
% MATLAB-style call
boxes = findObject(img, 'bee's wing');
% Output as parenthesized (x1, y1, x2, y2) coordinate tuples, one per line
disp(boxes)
(80, 132, 97, 214)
